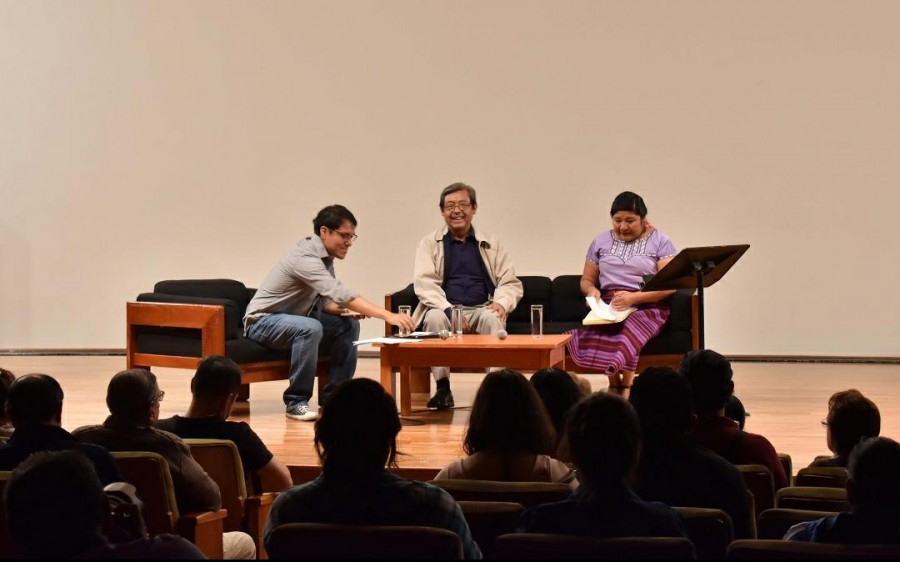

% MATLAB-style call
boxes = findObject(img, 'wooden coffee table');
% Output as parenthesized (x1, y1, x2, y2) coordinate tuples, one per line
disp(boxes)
(378, 334, 571, 416)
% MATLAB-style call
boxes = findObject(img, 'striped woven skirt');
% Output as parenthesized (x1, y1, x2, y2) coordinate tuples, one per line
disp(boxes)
(566, 289, 670, 374)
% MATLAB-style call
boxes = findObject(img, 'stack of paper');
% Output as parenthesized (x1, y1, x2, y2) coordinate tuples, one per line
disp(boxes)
(583, 296, 636, 325)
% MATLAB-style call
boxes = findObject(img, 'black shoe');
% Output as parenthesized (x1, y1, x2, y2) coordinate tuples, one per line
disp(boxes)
(427, 389, 454, 411)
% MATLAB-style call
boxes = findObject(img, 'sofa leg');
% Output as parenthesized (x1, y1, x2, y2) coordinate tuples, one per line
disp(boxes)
(237, 383, 250, 402)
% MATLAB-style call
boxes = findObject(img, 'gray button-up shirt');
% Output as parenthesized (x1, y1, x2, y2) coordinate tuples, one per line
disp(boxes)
(243, 236, 360, 330)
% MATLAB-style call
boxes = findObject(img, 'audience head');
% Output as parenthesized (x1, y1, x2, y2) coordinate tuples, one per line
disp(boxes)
(630, 367, 694, 443)
(106, 369, 163, 427)
(825, 389, 880, 459)
(314, 378, 401, 478)
(846, 436, 900, 516)
(192, 355, 242, 398)
(0, 367, 15, 422)
(724, 395, 747, 430)
(464, 369, 556, 456)
(679, 349, 735, 416)
(610, 191, 648, 219)
(439, 182, 478, 210)
(4, 450, 107, 558)
(530, 367, 583, 439)
(565, 392, 642, 490)
(7, 373, 64, 427)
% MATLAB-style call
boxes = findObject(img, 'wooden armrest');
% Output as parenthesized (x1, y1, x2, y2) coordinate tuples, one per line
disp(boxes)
(245, 493, 278, 559)
(126, 302, 227, 362)
(176, 508, 227, 560)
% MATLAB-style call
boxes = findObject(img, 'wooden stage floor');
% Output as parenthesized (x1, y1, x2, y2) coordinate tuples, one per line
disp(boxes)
(2, 356, 899, 475)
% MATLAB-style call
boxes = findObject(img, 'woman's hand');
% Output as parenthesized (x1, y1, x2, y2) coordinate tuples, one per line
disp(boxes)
(610, 291, 637, 311)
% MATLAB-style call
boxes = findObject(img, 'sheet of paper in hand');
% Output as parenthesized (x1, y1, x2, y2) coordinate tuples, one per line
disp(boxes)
(583, 296, 636, 325)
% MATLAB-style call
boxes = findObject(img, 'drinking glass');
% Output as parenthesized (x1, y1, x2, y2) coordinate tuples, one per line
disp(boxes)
(530, 304, 544, 338)
(451, 305, 464, 336)
(397, 305, 412, 336)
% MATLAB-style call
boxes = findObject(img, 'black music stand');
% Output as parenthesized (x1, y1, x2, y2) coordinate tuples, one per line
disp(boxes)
(641, 244, 749, 349)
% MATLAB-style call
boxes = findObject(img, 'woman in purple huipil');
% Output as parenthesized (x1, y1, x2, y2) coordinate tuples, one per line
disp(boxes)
(567, 192, 677, 397)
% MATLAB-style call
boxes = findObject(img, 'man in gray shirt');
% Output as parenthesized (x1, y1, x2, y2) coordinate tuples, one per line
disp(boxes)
(244, 205, 415, 421)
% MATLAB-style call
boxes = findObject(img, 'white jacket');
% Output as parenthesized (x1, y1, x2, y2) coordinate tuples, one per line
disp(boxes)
(412, 226, 524, 324)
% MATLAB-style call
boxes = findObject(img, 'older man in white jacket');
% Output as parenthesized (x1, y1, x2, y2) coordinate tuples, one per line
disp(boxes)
(413, 183, 524, 410)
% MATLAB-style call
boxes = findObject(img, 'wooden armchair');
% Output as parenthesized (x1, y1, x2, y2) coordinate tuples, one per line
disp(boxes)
(126, 279, 329, 400)
(185, 439, 277, 559)
(266, 523, 463, 559)
(111, 451, 227, 559)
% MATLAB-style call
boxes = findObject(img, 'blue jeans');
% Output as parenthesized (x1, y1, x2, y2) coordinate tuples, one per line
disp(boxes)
(246, 311, 360, 408)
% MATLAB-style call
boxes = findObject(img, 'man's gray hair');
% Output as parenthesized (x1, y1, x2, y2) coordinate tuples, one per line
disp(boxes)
(439, 182, 477, 209)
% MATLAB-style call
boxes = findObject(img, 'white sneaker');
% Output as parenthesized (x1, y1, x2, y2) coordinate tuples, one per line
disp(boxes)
(286, 404, 318, 421)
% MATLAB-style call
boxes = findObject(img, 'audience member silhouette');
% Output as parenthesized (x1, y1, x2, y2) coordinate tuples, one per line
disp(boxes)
(156, 355, 293, 493)
(724, 395, 747, 430)
(74, 368, 255, 559)
(786, 436, 900, 543)
(809, 389, 880, 469)
(680, 349, 788, 488)
(0, 367, 15, 443)
(0, 374, 122, 484)
(530, 367, 586, 449)
(436, 369, 576, 485)
(3, 449, 204, 559)
(263, 378, 481, 559)
(517, 392, 687, 538)
(630, 367, 754, 539)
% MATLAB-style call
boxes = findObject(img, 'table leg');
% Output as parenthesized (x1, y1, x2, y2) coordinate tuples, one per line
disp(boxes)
(380, 358, 396, 398)
(400, 365, 412, 416)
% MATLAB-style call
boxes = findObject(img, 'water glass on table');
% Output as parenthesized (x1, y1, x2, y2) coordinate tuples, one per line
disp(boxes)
(397, 305, 412, 336)
(531, 304, 544, 338)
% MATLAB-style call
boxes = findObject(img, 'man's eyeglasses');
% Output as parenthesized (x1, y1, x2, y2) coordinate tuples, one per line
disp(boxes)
(821, 418, 829, 427)
(329, 228, 358, 242)
(443, 202, 473, 212)
(153, 390, 165, 403)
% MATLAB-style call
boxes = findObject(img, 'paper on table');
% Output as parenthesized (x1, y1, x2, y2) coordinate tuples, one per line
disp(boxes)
(583, 296, 636, 325)
(353, 337, 425, 346)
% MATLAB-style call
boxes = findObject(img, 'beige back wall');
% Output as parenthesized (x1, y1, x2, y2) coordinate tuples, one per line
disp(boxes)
(2, 1, 898, 356)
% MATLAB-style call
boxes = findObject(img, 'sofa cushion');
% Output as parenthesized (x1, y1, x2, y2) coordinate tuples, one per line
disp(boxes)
(549, 275, 586, 323)
(508, 277, 552, 324)
(154, 279, 250, 311)
(136, 292, 244, 340)
(134, 332, 290, 363)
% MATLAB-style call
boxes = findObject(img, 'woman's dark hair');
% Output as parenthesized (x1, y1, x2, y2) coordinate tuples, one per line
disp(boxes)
(827, 389, 880, 457)
(315, 378, 402, 478)
(610, 191, 648, 218)
(565, 392, 641, 488)
(313, 204, 358, 235)
(530, 368, 583, 439)
(464, 369, 556, 456)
